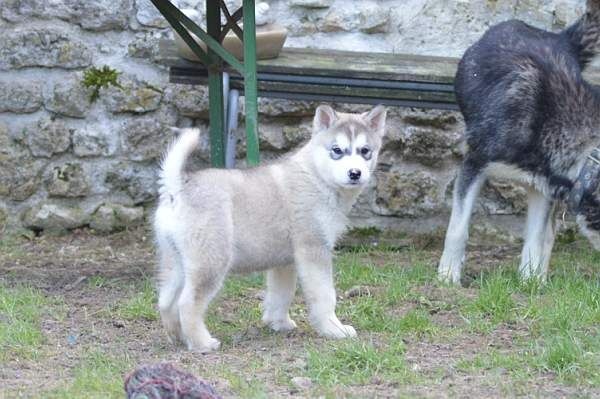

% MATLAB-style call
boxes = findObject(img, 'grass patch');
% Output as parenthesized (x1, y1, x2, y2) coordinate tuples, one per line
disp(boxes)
(212, 364, 268, 398)
(47, 349, 133, 398)
(206, 300, 264, 346)
(222, 273, 263, 298)
(306, 339, 410, 386)
(457, 336, 594, 383)
(337, 251, 439, 335)
(456, 246, 600, 385)
(456, 349, 536, 383)
(335, 253, 391, 290)
(115, 279, 158, 321)
(538, 335, 584, 376)
(467, 270, 517, 324)
(87, 275, 109, 289)
(207, 274, 265, 346)
(335, 250, 434, 297)
(0, 284, 48, 360)
(339, 296, 389, 332)
(395, 309, 437, 337)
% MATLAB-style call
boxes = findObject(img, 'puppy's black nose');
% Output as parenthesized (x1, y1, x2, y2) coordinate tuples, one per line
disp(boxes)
(348, 169, 361, 181)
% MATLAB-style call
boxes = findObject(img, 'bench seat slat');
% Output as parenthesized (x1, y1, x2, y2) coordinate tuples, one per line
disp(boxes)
(160, 39, 459, 83)
(248, 48, 459, 83)
(170, 72, 458, 109)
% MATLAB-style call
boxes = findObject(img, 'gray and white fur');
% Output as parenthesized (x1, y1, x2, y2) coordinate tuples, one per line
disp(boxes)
(439, 0, 600, 284)
(154, 105, 387, 352)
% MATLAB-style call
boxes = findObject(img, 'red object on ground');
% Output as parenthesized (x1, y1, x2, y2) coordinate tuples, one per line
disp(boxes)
(124, 363, 222, 399)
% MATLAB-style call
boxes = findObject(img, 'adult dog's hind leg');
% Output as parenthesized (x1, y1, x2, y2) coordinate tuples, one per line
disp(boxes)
(438, 159, 486, 285)
(519, 189, 556, 282)
(156, 235, 184, 344)
(262, 265, 297, 332)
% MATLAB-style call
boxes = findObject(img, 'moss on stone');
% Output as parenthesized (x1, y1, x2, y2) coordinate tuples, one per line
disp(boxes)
(82, 65, 122, 102)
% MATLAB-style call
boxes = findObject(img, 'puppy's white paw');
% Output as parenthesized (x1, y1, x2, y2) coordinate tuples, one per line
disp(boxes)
(186, 336, 221, 353)
(201, 337, 221, 353)
(335, 324, 357, 338)
(316, 319, 357, 339)
(264, 316, 297, 332)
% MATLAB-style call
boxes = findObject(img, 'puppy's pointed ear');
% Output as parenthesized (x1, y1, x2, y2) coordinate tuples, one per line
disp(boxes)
(313, 105, 337, 134)
(362, 105, 387, 137)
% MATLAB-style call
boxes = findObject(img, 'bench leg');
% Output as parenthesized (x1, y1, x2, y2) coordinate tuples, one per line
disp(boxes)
(207, 0, 225, 168)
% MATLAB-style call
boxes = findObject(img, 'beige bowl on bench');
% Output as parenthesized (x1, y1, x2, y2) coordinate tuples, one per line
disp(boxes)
(174, 23, 288, 62)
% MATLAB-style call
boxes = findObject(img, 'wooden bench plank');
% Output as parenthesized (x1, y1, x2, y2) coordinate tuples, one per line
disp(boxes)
(159, 39, 459, 83)
(247, 48, 458, 83)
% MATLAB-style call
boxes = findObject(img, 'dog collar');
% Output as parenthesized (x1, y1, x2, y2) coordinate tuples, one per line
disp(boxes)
(567, 147, 600, 212)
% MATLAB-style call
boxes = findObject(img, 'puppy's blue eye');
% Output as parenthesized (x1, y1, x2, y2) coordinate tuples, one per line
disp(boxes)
(359, 146, 372, 160)
(330, 145, 344, 160)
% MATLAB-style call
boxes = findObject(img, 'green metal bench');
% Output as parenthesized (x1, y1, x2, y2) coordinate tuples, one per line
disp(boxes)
(152, 0, 462, 169)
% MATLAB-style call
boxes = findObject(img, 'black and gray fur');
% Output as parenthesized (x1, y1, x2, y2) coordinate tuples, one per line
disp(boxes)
(439, 0, 600, 284)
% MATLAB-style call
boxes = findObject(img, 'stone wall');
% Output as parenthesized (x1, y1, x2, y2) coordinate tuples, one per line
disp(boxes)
(0, 0, 585, 235)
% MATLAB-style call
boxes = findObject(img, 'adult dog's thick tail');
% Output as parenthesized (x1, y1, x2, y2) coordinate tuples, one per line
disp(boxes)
(564, 0, 600, 68)
(158, 128, 199, 199)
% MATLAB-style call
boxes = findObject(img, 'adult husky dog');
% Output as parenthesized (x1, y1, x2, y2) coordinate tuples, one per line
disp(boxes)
(439, 0, 600, 285)
(154, 105, 387, 352)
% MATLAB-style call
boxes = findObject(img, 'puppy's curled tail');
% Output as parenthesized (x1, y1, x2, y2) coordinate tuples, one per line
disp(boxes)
(159, 128, 199, 198)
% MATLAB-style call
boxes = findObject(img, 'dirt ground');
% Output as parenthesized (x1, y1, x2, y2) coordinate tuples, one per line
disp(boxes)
(0, 227, 598, 398)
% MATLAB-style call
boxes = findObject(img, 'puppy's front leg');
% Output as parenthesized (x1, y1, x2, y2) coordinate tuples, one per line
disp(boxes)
(295, 246, 356, 339)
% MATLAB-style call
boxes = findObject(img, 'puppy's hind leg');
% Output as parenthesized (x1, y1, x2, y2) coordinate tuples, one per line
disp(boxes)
(438, 158, 486, 285)
(519, 189, 556, 282)
(156, 235, 184, 344)
(262, 265, 297, 332)
(177, 248, 229, 353)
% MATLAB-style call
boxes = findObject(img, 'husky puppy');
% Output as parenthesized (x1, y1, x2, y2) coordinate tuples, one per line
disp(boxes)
(154, 105, 387, 352)
(439, 0, 600, 285)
